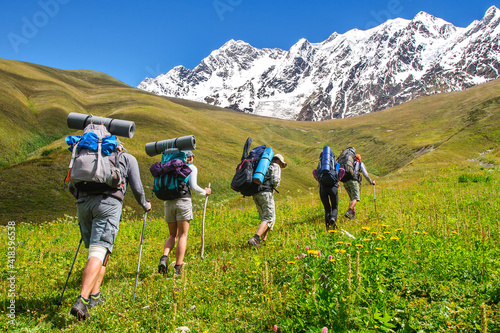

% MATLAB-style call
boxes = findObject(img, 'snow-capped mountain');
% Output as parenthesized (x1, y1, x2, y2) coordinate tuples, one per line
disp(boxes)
(138, 6, 500, 121)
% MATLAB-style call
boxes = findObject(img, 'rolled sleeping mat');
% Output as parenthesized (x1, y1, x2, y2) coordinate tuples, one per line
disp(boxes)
(320, 146, 332, 173)
(253, 147, 274, 185)
(67, 112, 136, 138)
(145, 135, 196, 157)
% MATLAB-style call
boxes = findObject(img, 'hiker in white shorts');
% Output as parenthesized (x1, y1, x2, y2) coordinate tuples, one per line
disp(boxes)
(158, 150, 211, 277)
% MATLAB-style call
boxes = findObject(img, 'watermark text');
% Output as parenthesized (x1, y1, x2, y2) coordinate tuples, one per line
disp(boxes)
(7, 0, 71, 53)
(6, 221, 16, 326)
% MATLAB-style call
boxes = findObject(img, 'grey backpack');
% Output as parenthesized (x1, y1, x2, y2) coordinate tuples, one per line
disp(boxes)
(67, 124, 123, 191)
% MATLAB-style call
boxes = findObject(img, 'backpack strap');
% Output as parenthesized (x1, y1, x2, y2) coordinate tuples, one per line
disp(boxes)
(94, 138, 104, 182)
(65, 140, 81, 184)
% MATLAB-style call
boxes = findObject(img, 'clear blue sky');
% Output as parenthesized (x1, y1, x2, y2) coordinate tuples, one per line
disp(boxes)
(1, 0, 498, 87)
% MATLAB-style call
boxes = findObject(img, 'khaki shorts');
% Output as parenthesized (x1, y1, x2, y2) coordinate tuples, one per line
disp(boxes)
(343, 179, 360, 201)
(252, 191, 276, 230)
(77, 195, 122, 253)
(164, 198, 193, 223)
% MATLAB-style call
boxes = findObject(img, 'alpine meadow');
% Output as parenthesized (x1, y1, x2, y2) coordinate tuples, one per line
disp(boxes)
(1, 58, 500, 332)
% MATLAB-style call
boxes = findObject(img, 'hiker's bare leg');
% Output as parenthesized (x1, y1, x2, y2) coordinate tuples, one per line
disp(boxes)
(261, 227, 270, 242)
(163, 222, 178, 256)
(256, 222, 269, 240)
(175, 220, 190, 266)
(80, 257, 103, 299)
(90, 265, 106, 295)
(349, 199, 358, 211)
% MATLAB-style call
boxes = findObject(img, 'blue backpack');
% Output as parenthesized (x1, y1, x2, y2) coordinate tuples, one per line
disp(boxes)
(317, 146, 339, 186)
(231, 137, 267, 196)
(150, 150, 192, 200)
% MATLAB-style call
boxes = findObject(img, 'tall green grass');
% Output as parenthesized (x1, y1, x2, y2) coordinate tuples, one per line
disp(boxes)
(1, 167, 499, 332)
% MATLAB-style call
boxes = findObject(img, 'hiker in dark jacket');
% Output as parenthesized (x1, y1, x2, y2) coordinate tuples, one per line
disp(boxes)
(158, 150, 211, 277)
(69, 143, 151, 320)
(248, 154, 287, 247)
(343, 154, 375, 219)
(313, 167, 345, 231)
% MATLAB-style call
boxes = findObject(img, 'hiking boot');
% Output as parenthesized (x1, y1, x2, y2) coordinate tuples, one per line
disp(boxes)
(88, 292, 105, 309)
(158, 255, 168, 275)
(174, 264, 183, 277)
(70, 295, 89, 320)
(327, 218, 337, 231)
(345, 209, 355, 220)
(248, 236, 259, 247)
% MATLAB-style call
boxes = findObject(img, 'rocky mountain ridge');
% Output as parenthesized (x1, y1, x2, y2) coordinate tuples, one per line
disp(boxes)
(138, 6, 500, 121)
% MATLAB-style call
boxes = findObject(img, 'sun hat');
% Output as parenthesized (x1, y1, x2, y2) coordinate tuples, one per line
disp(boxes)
(183, 150, 195, 157)
(274, 154, 287, 168)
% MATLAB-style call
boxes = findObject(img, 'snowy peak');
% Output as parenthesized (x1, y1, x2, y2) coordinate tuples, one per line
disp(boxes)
(485, 5, 500, 21)
(139, 6, 500, 121)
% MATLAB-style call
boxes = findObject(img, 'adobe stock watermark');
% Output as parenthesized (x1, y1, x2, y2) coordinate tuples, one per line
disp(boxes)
(145, 64, 163, 79)
(364, 0, 404, 30)
(7, 0, 71, 54)
(213, 0, 244, 21)
(6, 221, 17, 326)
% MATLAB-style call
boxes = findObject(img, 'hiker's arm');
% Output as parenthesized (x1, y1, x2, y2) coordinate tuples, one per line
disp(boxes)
(188, 164, 207, 196)
(267, 163, 281, 188)
(360, 163, 375, 185)
(125, 154, 151, 211)
(68, 182, 78, 199)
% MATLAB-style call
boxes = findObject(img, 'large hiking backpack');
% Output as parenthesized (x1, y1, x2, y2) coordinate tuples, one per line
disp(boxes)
(317, 146, 339, 186)
(253, 147, 274, 185)
(65, 123, 123, 192)
(150, 150, 192, 201)
(337, 147, 356, 182)
(231, 137, 267, 196)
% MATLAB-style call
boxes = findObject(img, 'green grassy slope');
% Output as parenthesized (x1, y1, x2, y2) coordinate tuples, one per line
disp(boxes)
(0, 58, 499, 223)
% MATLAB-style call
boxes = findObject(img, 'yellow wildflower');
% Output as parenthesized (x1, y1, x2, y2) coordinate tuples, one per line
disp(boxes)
(361, 226, 370, 231)
(395, 228, 403, 232)
(375, 247, 382, 251)
(355, 244, 363, 248)
(390, 236, 400, 241)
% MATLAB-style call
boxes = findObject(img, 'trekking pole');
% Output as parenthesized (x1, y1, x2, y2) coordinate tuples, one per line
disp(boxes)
(373, 184, 377, 213)
(56, 237, 82, 310)
(201, 183, 211, 260)
(133, 211, 147, 301)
